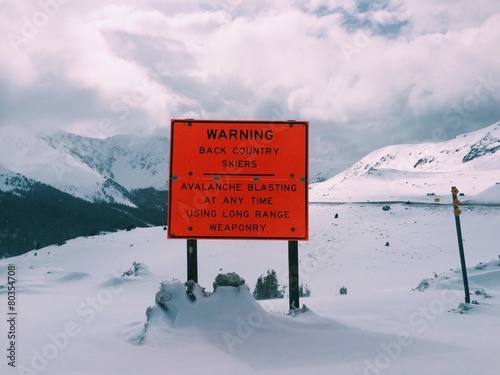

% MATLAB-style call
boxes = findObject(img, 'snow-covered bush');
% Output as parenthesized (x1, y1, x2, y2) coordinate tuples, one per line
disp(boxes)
(413, 278, 431, 292)
(475, 290, 492, 298)
(122, 261, 150, 277)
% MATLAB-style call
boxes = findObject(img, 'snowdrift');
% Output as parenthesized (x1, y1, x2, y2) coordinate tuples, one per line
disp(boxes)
(1, 204, 500, 374)
(133, 274, 455, 372)
(416, 257, 500, 293)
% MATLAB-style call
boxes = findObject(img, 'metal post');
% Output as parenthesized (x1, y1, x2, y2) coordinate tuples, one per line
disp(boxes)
(288, 240, 299, 310)
(187, 239, 198, 283)
(451, 187, 470, 304)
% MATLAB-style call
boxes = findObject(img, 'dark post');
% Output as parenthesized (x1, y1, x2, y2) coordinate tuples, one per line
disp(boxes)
(451, 186, 470, 304)
(187, 239, 198, 283)
(288, 240, 299, 310)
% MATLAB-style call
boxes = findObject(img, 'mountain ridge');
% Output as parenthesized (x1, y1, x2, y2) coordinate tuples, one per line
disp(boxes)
(0, 129, 169, 257)
(1, 122, 499, 256)
(0, 130, 169, 205)
(310, 122, 500, 203)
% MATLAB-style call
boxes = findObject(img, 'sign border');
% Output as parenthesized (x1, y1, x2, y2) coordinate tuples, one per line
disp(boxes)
(167, 119, 309, 240)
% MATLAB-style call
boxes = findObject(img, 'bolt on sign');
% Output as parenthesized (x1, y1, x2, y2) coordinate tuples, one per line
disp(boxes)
(167, 119, 309, 240)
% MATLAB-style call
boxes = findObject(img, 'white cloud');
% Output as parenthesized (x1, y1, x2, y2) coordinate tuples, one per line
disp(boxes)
(397, 0, 499, 36)
(0, 0, 499, 170)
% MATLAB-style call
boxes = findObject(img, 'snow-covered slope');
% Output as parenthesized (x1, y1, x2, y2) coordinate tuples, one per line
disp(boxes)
(43, 132, 168, 191)
(0, 129, 169, 205)
(463, 182, 500, 205)
(0, 130, 104, 200)
(1, 203, 500, 374)
(310, 122, 500, 203)
(2, 122, 498, 205)
(0, 165, 29, 193)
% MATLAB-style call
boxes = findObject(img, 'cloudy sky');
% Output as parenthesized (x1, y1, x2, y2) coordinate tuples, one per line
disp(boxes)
(1, 0, 499, 172)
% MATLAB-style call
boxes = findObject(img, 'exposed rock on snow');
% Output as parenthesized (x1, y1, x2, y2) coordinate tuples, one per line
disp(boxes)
(214, 272, 245, 288)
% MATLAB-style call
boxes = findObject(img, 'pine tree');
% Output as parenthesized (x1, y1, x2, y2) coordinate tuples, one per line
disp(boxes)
(253, 269, 285, 300)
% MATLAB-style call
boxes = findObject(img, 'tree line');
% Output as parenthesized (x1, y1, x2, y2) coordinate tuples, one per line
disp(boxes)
(0, 182, 167, 258)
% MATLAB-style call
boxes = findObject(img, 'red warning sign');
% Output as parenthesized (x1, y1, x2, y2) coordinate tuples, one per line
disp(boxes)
(167, 119, 309, 240)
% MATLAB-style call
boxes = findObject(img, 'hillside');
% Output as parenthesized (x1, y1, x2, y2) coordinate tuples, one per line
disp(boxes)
(43, 132, 169, 192)
(0, 181, 167, 257)
(0, 129, 169, 205)
(309, 122, 500, 203)
(0, 130, 169, 257)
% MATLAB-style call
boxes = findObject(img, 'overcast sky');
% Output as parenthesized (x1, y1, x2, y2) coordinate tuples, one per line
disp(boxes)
(1, 0, 499, 171)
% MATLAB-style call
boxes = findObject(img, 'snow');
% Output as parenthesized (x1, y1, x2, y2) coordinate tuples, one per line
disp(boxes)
(310, 122, 500, 203)
(0, 165, 18, 193)
(2, 203, 500, 374)
(103, 134, 168, 191)
(0, 129, 169, 205)
(463, 183, 500, 205)
(0, 129, 121, 204)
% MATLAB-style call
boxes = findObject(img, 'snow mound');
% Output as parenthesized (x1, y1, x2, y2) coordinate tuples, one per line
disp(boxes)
(138, 277, 263, 338)
(464, 183, 500, 204)
(133, 274, 453, 371)
(415, 258, 500, 293)
(50, 271, 90, 283)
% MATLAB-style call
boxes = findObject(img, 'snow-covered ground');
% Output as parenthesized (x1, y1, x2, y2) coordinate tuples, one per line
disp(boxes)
(1, 203, 500, 374)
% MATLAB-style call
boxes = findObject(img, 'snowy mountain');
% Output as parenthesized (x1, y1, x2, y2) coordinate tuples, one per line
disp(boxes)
(310, 122, 500, 203)
(0, 129, 169, 257)
(0, 164, 38, 194)
(0, 129, 169, 205)
(2, 122, 498, 256)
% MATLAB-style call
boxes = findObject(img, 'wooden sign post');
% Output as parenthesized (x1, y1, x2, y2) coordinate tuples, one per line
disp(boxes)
(451, 186, 470, 304)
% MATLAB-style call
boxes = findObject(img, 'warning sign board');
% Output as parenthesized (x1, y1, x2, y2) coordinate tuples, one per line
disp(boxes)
(167, 119, 309, 240)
